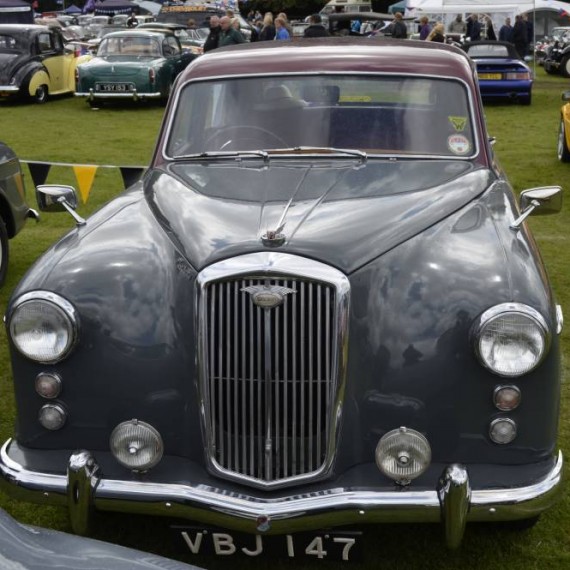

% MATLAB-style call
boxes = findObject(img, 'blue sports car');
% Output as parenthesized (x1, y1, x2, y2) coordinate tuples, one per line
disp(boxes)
(463, 41, 533, 105)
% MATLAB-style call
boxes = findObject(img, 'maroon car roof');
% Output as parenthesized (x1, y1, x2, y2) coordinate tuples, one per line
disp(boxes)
(179, 38, 476, 83)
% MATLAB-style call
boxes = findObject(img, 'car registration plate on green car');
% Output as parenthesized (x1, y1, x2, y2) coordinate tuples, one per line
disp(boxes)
(95, 83, 135, 92)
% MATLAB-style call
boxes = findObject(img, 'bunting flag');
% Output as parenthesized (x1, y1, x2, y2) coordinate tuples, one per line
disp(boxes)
(27, 162, 51, 188)
(21, 160, 146, 204)
(73, 165, 99, 204)
(119, 167, 145, 189)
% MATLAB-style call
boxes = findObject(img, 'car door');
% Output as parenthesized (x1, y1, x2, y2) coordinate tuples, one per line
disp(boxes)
(37, 30, 71, 94)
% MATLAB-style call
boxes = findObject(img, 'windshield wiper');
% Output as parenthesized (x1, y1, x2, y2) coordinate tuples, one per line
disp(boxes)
(286, 146, 368, 162)
(173, 150, 269, 162)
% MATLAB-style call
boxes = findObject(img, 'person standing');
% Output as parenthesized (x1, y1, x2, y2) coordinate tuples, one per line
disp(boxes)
(303, 14, 330, 38)
(218, 16, 245, 47)
(485, 16, 497, 41)
(391, 12, 408, 39)
(427, 23, 445, 42)
(274, 17, 290, 40)
(419, 16, 431, 40)
(203, 15, 221, 52)
(126, 10, 137, 28)
(448, 14, 466, 35)
(466, 13, 481, 41)
(258, 13, 276, 41)
(513, 14, 529, 59)
(499, 17, 514, 43)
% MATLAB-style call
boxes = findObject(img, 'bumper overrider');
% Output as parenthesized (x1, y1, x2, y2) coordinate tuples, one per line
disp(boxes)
(0, 440, 563, 549)
(75, 89, 163, 101)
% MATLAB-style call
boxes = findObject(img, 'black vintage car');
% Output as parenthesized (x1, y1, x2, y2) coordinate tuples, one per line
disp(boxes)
(0, 24, 91, 103)
(543, 28, 570, 76)
(0, 39, 564, 555)
(0, 142, 37, 285)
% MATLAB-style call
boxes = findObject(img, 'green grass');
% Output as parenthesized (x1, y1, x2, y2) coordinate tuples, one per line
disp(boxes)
(1, 70, 570, 568)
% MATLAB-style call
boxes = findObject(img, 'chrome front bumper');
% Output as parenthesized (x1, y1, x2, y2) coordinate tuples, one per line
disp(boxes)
(0, 440, 562, 549)
(75, 89, 162, 101)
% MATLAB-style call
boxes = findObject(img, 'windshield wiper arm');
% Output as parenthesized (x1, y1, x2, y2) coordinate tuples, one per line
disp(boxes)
(288, 146, 367, 161)
(173, 150, 269, 161)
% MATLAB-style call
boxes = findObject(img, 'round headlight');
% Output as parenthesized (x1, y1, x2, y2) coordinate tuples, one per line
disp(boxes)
(110, 419, 163, 472)
(8, 292, 78, 364)
(38, 403, 67, 430)
(375, 427, 431, 485)
(474, 303, 549, 377)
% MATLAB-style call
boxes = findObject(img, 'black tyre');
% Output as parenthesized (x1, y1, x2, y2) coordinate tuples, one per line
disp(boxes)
(544, 65, 557, 75)
(33, 84, 48, 104)
(557, 118, 570, 162)
(0, 217, 8, 287)
(561, 55, 570, 78)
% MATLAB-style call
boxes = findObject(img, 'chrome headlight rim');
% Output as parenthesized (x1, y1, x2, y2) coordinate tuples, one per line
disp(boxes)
(472, 302, 550, 378)
(7, 291, 79, 364)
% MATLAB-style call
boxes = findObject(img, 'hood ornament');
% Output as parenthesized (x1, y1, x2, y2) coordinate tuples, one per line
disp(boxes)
(261, 229, 286, 247)
(241, 284, 296, 309)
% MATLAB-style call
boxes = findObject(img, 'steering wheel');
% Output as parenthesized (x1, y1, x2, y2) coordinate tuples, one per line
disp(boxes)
(204, 125, 288, 151)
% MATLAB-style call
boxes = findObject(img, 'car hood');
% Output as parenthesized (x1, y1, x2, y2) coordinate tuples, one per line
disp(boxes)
(146, 159, 494, 274)
(0, 52, 25, 84)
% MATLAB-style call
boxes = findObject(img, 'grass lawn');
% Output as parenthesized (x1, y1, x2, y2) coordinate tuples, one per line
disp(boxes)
(0, 67, 570, 569)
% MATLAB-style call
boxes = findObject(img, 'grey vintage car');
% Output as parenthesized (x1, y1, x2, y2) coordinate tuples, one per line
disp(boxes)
(0, 141, 37, 285)
(0, 39, 564, 556)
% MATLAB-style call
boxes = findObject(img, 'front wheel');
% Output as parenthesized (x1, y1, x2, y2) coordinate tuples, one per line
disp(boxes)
(32, 84, 48, 104)
(0, 217, 9, 287)
(557, 118, 570, 162)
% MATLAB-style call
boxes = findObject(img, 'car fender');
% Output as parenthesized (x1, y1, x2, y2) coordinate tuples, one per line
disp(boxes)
(24, 67, 50, 97)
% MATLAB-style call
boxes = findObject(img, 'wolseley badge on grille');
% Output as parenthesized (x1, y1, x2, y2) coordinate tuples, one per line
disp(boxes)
(241, 285, 296, 309)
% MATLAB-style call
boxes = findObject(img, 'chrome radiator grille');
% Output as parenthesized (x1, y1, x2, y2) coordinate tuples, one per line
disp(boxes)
(202, 276, 338, 487)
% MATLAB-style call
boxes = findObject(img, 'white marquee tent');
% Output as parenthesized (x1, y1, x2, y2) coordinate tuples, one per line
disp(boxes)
(405, 0, 570, 37)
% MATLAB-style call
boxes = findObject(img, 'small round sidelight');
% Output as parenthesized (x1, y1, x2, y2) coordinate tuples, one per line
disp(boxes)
(35, 372, 62, 399)
(489, 418, 517, 444)
(375, 426, 431, 485)
(38, 403, 67, 430)
(110, 419, 164, 472)
(493, 385, 521, 411)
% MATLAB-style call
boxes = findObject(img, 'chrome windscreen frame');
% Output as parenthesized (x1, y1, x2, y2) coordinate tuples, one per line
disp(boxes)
(196, 252, 350, 490)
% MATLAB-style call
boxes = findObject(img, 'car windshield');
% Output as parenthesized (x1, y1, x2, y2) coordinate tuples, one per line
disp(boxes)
(167, 74, 476, 158)
(98, 36, 161, 56)
(467, 44, 510, 58)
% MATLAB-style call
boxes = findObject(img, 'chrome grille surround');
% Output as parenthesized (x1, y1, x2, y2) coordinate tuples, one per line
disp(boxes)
(197, 252, 350, 490)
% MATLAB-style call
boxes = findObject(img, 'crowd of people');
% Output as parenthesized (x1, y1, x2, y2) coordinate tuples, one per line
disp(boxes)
(202, 9, 331, 52)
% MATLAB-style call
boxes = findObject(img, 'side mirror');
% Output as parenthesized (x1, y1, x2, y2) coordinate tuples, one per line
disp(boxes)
(36, 184, 86, 226)
(510, 186, 562, 230)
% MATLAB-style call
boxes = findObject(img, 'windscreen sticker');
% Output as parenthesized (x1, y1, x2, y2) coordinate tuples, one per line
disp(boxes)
(447, 134, 471, 155)
(448, 116, 467, 132)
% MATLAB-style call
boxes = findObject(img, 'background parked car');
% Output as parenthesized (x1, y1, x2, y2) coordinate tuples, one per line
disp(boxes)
(557, 90, 570, 161)
(462, 40, 533, 104)
(0, 24, 91, 103)
(543, 28, 570, 76)
(76, 29, 195, 106)
(0, 141, 37, 286)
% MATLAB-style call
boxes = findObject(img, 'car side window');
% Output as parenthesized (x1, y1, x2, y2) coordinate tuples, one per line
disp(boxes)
(38, 32, 52, 53)
(163, 36, 180, 56)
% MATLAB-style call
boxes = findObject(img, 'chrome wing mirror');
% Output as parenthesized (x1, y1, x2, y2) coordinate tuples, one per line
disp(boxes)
(510, 186, 562, 230)
(36, 185, 86, 226)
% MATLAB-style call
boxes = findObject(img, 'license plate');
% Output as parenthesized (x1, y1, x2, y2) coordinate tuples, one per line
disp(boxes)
(478, 73, 502, 80)
(95, 83, 134, 92)
(173, 527, 362, 561)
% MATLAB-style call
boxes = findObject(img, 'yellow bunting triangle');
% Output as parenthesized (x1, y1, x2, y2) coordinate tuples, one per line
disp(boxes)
(73, 165, 98, 203)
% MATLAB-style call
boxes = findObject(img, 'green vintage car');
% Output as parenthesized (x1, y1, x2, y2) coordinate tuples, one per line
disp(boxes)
(75, 29, 195, 107)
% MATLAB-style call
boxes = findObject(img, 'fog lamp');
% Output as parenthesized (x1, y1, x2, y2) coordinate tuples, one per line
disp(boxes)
(375, 427, 431, 485)
(38, 403, 67, 430)
(35, 372, 62, 399)
(110, 419, 163, 471)
(489, 418, 517, 444)
(493, 385, 521, 411)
